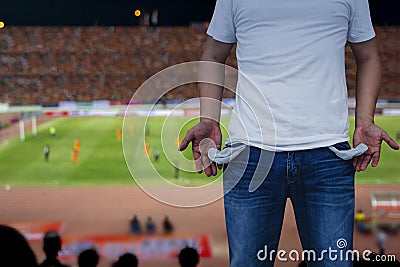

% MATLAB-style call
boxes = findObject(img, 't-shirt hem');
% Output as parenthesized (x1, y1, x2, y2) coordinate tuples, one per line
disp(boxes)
(230, 135, 350, 152)
(347, 32, 376, 44)
(206, 30, 237, 44)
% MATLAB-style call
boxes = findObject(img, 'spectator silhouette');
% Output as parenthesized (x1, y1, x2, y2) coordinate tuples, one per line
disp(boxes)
(130, 215, 142, 235)
(0, 224, 38, 267)
(78, 248, 99, 267)
(39, 231, 70, 267)
(163, 215, 174, 234)
(145, 216, 156, 235)
(112, 253, 138, 267)
(178, 247, 199, 267)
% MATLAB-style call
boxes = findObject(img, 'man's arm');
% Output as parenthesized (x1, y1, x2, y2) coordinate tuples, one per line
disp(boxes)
(350, 38, 399, 171)
(179, 37, 234, 176)
(199, 37, 235, 123)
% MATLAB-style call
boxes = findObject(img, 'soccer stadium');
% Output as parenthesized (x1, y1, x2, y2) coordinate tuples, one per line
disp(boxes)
(1, 1, 400, 267)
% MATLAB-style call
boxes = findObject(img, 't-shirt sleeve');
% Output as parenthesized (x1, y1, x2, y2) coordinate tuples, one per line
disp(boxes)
(347, 0, 375, 43)
(206, 0, 237, 43)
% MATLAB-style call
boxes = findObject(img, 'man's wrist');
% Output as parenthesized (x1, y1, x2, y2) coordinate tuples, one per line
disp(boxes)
(355, 114, 374, 127)
(200, 117, 220, 125)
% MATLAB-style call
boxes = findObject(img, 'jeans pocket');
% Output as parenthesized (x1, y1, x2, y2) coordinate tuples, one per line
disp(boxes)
(332, 141, 351, 151)
(329, 141, 362, 161)
(223, 163, 229, 171)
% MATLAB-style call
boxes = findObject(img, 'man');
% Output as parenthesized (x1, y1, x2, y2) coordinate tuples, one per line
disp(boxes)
(178, 247, 200, 267)
(130, 214, 142, 235)
(153, 149, 160, 162)
(163, 215, 174, 234)
(39, 231, 70, 267)
(145, 216, 156, 235)
(78, 248, 99, 267)
(49, 126, 56, 137)
(74, 139, 81, 152)
(179, 0, 399, 266)
(43, 145, 50, 162)
(72, 149, 79, 164)
(112, 253, 138, 267)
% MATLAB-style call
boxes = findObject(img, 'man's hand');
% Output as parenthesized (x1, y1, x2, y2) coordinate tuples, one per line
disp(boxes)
(179, 119, 222, 177)
(353, 123, 399, 172)
(178, 37, 233, 176)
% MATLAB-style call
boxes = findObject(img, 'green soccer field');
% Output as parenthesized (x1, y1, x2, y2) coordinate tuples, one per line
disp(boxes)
(0, 116, 230, 187)
(0, 115, 399, 186)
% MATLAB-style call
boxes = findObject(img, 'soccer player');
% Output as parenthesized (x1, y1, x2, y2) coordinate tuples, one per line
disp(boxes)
(153, 149, 160, 162)
(72, 149, 79, 164)
(116, 128, 122, 141)
(49, 127, 56, 138)
(144, 141, 150, 158)
(179, 0, 399, 266)
(43, 145, 50, 162)
(73, 139, 80, 153)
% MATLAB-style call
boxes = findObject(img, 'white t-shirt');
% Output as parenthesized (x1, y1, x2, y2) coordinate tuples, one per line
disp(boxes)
(207, 0, 375, 151)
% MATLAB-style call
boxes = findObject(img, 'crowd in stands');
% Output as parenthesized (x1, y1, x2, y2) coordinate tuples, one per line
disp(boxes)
(345, 27, 400, 100)
(0, 26, 236, 104)
(0, 26, 398, 105)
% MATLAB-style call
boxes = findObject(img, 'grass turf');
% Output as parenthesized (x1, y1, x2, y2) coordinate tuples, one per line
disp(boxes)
(0, 115, 398, 186)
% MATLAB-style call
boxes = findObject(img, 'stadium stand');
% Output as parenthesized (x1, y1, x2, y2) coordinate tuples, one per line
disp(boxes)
(0, 26, 398, 104)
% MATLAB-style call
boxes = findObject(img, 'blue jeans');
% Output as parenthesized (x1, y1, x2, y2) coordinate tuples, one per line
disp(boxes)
(223, 143, 355, 267)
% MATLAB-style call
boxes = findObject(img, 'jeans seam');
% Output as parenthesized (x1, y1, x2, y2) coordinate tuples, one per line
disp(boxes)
(287, 152, 298, 183)
(286, 152, 289, 183)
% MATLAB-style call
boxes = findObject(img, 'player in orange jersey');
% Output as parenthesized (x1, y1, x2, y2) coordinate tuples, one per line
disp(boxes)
(72, 149, 79, 164)
(144, 141, 150, 158)
(73, 139, 81, 152)
(116, 128, 122, 141)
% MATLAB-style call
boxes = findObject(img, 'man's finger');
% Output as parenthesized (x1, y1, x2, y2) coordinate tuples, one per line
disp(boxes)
(201, 154, 212, 176)
(359, 154, 372, 171)
(352, 157, 358, 169)
(203, 165, 211, 177)
(371, 151, 380, 167)
(179, 130, 194, 151)
(193, 151, 203, 173)
(382, 131, 400, 150)
(210, 162, 217, 176)
(355, 155, 364, 172)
